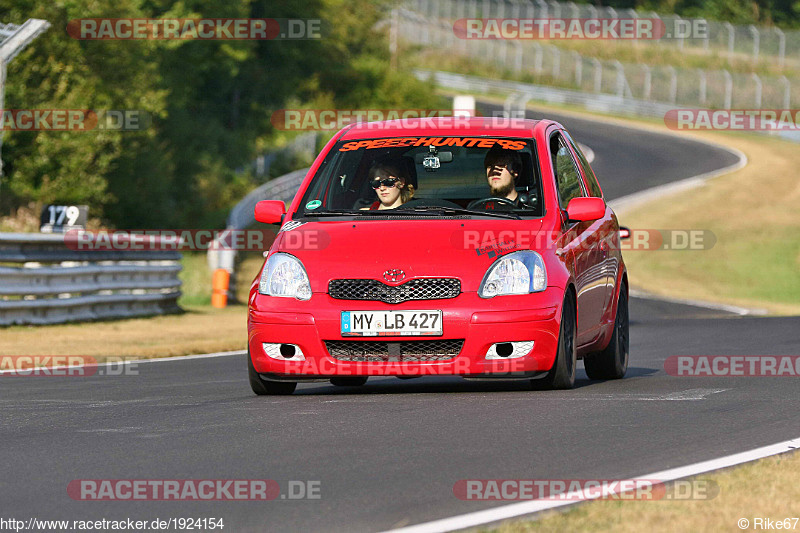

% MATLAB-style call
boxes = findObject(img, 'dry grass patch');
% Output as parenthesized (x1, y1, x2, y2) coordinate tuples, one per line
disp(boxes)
(491, 450, 800, 533)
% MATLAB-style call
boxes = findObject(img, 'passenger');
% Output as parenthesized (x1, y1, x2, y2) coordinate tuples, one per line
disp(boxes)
(361, 162, 415, 210)
(484, 145, 523, 203)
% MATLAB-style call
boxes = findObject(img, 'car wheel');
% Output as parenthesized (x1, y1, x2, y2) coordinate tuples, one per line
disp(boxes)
(330, 377, 368, 387)
(248, 350, 297, 395)
(584, 285, 629, 380)
(532, 290, 577, 390)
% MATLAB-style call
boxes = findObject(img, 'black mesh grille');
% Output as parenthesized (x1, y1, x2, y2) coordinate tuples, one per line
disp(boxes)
(326, 340, 464, 362)
(329, 278, 460, 304)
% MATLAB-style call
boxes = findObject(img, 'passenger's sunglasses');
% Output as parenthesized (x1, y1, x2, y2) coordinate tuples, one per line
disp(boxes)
(370, 177, 400, 189)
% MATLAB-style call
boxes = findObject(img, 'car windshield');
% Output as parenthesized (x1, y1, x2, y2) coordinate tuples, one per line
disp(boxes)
(298, 136, 544, 218)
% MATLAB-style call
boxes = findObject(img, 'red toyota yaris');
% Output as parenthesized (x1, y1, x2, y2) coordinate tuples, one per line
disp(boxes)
(247, 117, 628, 394)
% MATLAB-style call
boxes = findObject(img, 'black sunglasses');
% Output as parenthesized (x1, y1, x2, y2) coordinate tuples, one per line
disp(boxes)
(370, 177, 400, 189)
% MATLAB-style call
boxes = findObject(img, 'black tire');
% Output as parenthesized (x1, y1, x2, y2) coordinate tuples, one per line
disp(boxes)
(248, 351, 297, 395)
(532, 290, 577, 390)
(330, 377, 368, 387)
(584, 286, 629, 380)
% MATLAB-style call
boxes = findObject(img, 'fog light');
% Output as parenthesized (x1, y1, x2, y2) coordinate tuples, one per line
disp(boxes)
(263, 343, 306, 361)
(485, 341, 534, 360)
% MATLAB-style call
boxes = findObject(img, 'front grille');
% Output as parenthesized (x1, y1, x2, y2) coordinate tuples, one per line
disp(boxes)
(329, 278, 460, 304)
(326, 340, 464, 362)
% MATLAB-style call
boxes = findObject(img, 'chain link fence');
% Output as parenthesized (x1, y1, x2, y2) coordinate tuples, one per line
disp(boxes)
(399, 4, 799, 111)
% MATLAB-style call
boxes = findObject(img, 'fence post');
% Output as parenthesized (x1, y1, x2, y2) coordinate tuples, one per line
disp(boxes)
(749, 25, 759, 62)
(642, 64, 651, 100)
(752, 73, 762, 108)
(781, 76, 790, 108)
(724, 22, 734, 60)
(697, 68, 707, 105)
(552, 47, 560, 80)
(573, 51, 582, 87)
(776, 28, 785, 69)
(723, 70, 732, 109)
(675, 15, 684, 50)
(666, 66, 677, 103)
(700, 18, 709, 50)
(513, 41, 523, 72)
(592, 58, 602, 93)
(614, 60, 625, 98)
(534, 42, 543, 74)
(568, 1, 579, 19)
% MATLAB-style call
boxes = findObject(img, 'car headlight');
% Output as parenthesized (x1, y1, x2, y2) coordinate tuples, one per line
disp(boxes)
(479, 251, 547, 298)
(258, 253, 312, 300)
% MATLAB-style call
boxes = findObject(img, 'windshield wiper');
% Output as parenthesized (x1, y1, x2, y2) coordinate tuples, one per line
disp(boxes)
(397, 206, 520, 219)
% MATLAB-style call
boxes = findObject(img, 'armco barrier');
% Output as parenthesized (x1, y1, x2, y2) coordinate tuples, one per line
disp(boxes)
(0, 232, 182, 326)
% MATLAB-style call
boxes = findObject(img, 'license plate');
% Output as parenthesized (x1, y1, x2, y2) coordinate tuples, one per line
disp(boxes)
(341, 310, 443, 336)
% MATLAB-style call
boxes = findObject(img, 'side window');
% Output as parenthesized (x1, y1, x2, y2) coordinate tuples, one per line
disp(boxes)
(550, 133, 585, 209)
(564, 131, 602, 198)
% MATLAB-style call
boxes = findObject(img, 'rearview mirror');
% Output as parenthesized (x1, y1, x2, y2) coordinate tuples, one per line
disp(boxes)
(254, 200, 286, 224)
(566, 197, 605, 222)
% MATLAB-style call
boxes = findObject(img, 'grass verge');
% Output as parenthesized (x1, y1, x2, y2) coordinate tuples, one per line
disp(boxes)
(489, 450, 800, 533)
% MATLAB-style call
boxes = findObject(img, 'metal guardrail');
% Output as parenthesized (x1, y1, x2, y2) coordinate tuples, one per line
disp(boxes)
(0, 232, 182, 326)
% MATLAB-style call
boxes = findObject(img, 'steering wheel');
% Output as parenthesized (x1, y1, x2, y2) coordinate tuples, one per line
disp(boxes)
(467, 197, 518, 210)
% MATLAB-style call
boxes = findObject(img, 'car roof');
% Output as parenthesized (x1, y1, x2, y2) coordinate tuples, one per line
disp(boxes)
(339, 117, 553, 140)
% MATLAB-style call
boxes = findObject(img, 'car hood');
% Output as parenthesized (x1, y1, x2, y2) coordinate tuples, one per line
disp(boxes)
(272, 217, 547, 293)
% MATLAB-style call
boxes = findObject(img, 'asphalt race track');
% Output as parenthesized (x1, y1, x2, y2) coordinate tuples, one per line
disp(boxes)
(3, 109, 798, 533)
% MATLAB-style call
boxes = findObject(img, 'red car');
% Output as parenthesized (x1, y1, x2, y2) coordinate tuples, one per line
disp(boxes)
(247, 117, 628, 394)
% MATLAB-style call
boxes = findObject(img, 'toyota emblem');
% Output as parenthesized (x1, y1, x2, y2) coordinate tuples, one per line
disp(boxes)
(383, 269, 406, 283)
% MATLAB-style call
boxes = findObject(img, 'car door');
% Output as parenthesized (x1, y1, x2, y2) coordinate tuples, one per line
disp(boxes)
(550, 130, 605, 346)
(563, 130, 616, 329)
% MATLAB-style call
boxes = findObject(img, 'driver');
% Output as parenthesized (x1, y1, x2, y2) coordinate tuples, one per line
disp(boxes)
(484, 145, 523, 204)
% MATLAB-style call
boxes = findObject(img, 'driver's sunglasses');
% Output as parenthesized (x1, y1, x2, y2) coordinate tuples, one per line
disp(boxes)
(370, 177, 400, 189)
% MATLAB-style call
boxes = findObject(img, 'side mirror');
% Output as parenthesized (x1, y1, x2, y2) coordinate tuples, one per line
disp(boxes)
(566, 197, 605, 222)
(254, 200, 286, 224)
(619, 226, 631, 240)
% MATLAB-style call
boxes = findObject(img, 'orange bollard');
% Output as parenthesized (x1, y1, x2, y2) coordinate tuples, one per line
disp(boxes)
(211, 268, 230, 308)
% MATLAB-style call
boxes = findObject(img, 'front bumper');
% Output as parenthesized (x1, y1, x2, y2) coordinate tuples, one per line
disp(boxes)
(248, 290, 563, 378)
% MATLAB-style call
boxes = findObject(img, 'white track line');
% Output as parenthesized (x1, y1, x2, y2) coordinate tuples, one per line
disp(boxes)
(384, 437, 800, 533)
(629, 289, 768, 316)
